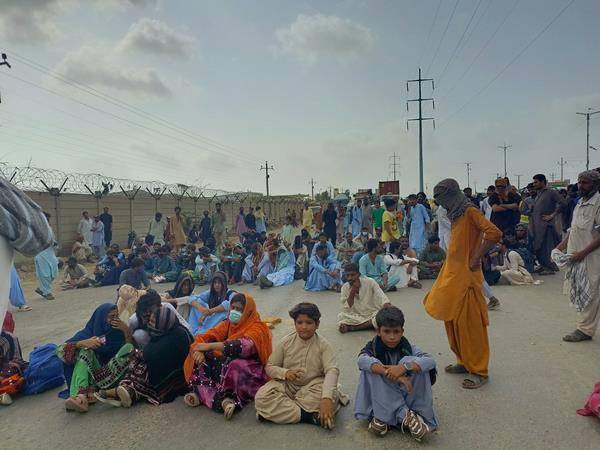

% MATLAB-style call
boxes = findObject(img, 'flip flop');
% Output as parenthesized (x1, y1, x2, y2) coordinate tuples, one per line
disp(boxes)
(445, 364, 467, 374)
(94, 392, 122, 407)
(462, 374, 488, 389)
(184, 392, 200, 407)
(222, 399, 236, 420)
(65, 395, 88, 412)
(17, 305, 32, 312)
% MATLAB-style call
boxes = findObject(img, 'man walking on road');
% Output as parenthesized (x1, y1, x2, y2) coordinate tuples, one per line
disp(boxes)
(555, 170, 600, 342)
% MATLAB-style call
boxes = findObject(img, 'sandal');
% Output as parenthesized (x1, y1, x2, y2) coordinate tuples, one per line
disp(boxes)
(184, 392, 200, 407)
(222, 399, 236, 420)
(17, 305, 32, 312)
(462, 374, 488, 389)
(409, 281, 422, 289)
(444, 364, 467, 374)
(116, 385, 132, 408)
(65, 394, 89, 412)
(94, 390, 121, 407)
(0, 393, 13, 406)
(562, 330, 592, 342)
(35, 288, 43, 297)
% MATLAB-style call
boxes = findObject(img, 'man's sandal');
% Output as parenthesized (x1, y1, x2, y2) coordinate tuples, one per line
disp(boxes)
(462, 374, 488, 389)
(444, 364, 467, 374)
(562, 330, 592, 342)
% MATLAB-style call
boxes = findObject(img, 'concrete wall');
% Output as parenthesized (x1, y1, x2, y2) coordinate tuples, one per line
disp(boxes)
(24, 191, 303, 255)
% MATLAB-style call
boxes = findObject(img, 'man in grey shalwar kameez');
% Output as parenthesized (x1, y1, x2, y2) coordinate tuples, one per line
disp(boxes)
(530, 174, 565, 274)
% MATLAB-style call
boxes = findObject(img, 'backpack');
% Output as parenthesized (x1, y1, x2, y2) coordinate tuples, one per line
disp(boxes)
(22, 344, 65, 395)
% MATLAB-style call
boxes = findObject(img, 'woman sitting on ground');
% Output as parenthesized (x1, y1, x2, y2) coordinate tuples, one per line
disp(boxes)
(56, 303, 134, 412)
(183, 293, 271, 420)
(187, 272, 236, 336)
(95, 291, 193, 407)
(0, 321, 28, 406)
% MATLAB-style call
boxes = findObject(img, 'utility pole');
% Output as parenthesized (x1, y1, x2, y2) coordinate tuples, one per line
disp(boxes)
(576, 109, 599, 170)
(465, 162, 472, 188)
(327, 185, 333, 200)
(513, 174, 524, 189)
(407, 68, 435, 193)
(557, 158, 567, 181)
(260, 160, 274, 216)
(497, 143, 512, 177)
(389, 152, 400, 181)
(309, 178, 316, 200)
(550, 172, 556, 182)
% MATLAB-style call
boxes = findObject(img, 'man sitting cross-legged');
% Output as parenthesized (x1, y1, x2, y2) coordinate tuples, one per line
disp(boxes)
(305, 244, 342, 292)
(338, 263, 390, 334)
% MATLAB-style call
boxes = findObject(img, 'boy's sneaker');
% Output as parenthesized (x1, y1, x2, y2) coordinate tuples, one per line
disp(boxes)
(368, 418, 388, 437)
(401, 410, 430, 442)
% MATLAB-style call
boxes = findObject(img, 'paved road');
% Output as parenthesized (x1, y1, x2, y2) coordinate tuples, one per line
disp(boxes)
(3, 274, 600, 450)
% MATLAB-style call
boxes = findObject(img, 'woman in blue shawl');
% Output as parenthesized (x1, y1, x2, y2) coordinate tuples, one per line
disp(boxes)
(56, 303, 134, 412)
(187, 272, 236, 336)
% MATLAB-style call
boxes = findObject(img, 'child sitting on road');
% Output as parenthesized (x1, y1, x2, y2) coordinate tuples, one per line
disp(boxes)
(254, 302, 348, 429)
(354, 306, 437, 441)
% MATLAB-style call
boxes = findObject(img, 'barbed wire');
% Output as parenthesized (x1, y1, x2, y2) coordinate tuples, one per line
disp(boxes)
(0, 163, 306, 203)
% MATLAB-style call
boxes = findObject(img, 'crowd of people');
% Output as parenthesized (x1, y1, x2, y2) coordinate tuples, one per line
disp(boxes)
(2, 168, 600, 440)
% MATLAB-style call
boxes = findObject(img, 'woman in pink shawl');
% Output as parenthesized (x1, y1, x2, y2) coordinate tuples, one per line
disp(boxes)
(235, 207, 248, 241)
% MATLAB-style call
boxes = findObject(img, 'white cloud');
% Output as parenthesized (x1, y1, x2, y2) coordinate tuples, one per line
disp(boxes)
(0, 0, 67, 44)
(275, 13, 375, 64)
(54, 44, 172, 97)
(118, 18, 196, 59)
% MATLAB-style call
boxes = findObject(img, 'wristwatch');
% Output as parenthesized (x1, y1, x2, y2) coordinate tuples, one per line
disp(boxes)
(402, 362, 412, 372)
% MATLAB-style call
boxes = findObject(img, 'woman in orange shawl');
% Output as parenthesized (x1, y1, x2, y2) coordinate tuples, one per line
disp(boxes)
(183, 293, 271, 419)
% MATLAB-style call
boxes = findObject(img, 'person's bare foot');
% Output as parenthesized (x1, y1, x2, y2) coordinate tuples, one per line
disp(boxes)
(338, 323, 349, 334)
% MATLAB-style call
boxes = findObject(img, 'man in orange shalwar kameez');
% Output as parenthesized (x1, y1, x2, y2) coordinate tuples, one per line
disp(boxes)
(424, 179, 502, 389)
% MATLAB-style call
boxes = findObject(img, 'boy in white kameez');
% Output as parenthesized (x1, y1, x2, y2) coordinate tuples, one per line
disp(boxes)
(255, 303, 347, 429)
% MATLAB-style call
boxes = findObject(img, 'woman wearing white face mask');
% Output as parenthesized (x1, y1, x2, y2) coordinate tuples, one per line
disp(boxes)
(182, 293, 272, 420)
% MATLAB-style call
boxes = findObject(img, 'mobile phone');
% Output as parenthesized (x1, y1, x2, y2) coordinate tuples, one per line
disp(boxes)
(97, 336, 107, 344)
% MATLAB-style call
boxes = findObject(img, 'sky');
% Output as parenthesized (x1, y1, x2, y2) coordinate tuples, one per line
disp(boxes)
(0, 0, 599, 196)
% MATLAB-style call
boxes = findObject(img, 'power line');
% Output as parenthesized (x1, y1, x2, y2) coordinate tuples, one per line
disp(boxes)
(440, 0, 576, 124)
(436, 0, 484, 86)
(498, 143, 512, 177)
(424, 0, 461, 76)
(0, 68, 256, 165)
(576, 108, 600, 170)
(441, 0, 520, 99)
(557, 157, 567, 181)
(406, 68, 435, 193)
(260, 161, 274, 216)
(465, 162, 472, 187)
(389, 152, 400, 181)
(417, 0, 443, 68)
(6, 50, 252, 162)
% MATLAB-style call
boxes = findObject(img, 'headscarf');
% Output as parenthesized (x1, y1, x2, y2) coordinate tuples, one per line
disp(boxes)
(144, 304, 178, 338)
(433, 178, 475, 222)
(252, 243, 264, 268)
(274, 245, 290, 271)
(167, 273, 195, 298)
(67, 303, 125, 362)
(207, 271, 234, 309)
(184, 293, 272, 382)
(578, 170, 600, 182)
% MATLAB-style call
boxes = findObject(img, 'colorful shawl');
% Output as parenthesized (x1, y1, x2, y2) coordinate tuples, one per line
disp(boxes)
(184, 294, 272, 382)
